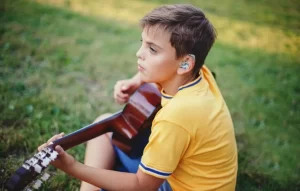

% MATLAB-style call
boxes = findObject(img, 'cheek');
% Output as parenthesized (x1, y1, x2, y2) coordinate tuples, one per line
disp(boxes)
(149, 55, 177, 78)
(157, 55, 177, 70)
(150, 54, 172, 67)
(147, 55, 167, 74)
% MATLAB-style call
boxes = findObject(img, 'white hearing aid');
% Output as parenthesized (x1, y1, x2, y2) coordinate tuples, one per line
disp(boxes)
(179, 54, 195, 69)
(180, 62, 189, 69)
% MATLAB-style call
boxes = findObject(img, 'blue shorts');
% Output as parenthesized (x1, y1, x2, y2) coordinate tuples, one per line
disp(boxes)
(102, 128, 172, 191)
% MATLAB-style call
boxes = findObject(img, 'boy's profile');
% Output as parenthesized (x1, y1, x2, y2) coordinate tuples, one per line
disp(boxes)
(38, 4, 238, 191)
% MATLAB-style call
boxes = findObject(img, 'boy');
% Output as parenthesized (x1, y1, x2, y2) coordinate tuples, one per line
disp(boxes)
(39, 4, 238, 191)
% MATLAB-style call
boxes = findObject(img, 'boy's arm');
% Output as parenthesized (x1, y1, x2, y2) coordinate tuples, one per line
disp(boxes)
(39, 134, 164, 191)
(114, 72, 144, 104)
(65, 161, 164, 191)
(131, 72, 144, 86)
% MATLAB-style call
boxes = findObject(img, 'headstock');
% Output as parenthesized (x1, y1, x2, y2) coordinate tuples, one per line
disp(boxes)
(6, 147, 58, 191)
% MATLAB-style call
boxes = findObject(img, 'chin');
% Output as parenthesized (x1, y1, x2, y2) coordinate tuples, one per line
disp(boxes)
(139, 72, 160, 84)
(140, 75, 154, 84)
(141, 78, 151, 83)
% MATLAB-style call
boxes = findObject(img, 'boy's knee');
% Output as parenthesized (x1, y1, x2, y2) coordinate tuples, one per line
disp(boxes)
(93, 113, 113, 123)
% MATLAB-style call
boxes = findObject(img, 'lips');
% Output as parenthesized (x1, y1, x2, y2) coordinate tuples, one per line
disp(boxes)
(138, 64, 145, 71)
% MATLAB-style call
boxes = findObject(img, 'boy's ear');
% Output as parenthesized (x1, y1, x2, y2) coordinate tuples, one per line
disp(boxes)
(177, 54, 195, 75)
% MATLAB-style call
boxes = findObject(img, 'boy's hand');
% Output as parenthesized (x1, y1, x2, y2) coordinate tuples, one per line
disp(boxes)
(38, 133, 76, 171)
(114, 77, 142, 104)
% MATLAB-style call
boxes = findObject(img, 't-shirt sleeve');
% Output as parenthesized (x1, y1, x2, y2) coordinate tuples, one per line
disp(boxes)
(139, 121, 190, 179)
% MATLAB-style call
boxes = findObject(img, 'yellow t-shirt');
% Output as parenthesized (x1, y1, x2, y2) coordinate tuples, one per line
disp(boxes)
(139, 65, 238, 191)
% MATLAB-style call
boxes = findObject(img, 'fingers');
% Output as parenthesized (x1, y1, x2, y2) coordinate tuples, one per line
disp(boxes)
(115, 94, 129, 104)
(47, 132, 64, 144)
(38, 132, 64, 151)
(115, 80, 130, 92)
(38, 143, 47, 151)
(116, 91, 129, 100)
(115, 93, 129, 104)
(121, 84, 128, 91)
(114, 80, 130, 104)
(55, 145, 64, 155)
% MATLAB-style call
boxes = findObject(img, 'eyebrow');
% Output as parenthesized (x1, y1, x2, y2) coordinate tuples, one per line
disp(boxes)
(141, 36, 163, 50)
(145, 41, 162, 50)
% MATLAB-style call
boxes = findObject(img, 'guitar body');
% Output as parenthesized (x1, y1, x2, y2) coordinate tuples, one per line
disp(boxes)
(111, 83, 161, 153)
(6, 83, 161, 191)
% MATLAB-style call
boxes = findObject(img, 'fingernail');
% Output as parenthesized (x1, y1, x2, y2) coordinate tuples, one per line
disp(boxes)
(49, 142, 53, 145)
(55, 146, 61, 152)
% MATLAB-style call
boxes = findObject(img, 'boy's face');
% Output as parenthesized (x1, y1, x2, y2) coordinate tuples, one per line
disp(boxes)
(136, 25, 181, 85)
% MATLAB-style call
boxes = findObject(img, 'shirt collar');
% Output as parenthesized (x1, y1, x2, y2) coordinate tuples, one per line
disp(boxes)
(160, 72, 203, 107)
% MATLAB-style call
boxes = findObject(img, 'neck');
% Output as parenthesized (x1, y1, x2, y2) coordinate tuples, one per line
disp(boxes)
(159, 73, 196, 96)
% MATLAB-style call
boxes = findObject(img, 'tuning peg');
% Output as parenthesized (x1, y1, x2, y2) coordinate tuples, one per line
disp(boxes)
(33, 164, 43, 173)
(35, 150, 47, 160)
(40, 173, 50, 181)
(30, 173, 50, 190)
(49, 150, 58, 160)
(22, 163, 30, 170)
(25, 157, 38, 167)
(43, 147, 58, 161)
(41, 157, 51, 167)
(32, 179, 42, 189)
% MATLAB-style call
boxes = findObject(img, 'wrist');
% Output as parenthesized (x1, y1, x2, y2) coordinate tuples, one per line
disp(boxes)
(61, 159, 79, 174)
(131, 73, 144, 87)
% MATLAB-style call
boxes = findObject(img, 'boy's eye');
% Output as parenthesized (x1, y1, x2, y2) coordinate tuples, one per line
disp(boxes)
(150, 46, 157, 53)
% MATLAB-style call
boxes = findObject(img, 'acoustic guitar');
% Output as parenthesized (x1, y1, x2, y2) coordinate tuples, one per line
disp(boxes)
(6, 83, 161, 191)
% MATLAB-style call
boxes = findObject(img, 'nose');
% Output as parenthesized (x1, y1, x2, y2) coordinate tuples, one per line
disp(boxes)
(136, 46, 144, 60)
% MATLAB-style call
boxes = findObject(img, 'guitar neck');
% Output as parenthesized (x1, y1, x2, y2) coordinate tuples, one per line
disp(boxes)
(5, 83, 162, 191)
(50, 111, 122, 151)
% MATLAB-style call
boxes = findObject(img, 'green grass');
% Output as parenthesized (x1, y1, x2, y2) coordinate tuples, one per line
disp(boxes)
(1, 0, 300, 190)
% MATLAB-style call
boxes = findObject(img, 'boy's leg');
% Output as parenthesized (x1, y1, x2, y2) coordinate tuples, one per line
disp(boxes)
(80, 113, 116, 191)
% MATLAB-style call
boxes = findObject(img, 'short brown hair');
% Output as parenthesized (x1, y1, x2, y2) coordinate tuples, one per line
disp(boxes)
(140, 4, 217, 76)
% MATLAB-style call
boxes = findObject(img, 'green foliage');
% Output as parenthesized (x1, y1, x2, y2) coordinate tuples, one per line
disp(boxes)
(0, 0, 299, 190)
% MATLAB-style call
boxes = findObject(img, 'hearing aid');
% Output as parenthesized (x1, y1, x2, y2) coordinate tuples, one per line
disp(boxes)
(179, 54, 195, 69)
(180, 62, 189, 69)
